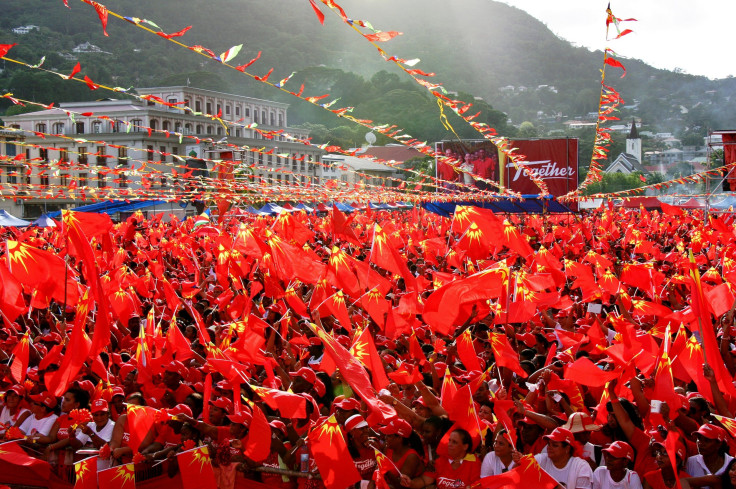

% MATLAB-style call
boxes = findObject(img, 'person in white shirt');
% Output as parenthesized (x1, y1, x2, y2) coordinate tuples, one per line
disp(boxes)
(535, 427, 594, 489)
(19, 391, 58, 438)
(592, 441, 642, 489)
(0, 385, 31, 436)
(685, 424, 733, 478)
(481, 430, 518, 477)
(71, 398, 115, 449)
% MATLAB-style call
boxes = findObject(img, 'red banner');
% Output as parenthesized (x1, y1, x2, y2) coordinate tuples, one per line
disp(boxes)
(504, 138, 578, 206)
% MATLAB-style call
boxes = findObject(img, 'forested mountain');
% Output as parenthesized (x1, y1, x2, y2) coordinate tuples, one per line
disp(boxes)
(1, 0, 734, 150)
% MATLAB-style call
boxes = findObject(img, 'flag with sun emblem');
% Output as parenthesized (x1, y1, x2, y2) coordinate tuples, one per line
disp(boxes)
(97, 463, 135, 489)
(308, 415, 361, 489)
(73, 455, 98, 489)
(178, 446, 217, 489)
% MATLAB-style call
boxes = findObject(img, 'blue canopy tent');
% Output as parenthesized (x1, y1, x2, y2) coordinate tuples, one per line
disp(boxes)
(31, 214, 58, 228)
(334, 202, 355, 213)
(257, 203, 286, 215)
(421, 196, 574, 217)
(47, 200, 168, 218)
(0, 210, 30, 227)
(711, 196, 736, 210)
(295, 203, 315, 213)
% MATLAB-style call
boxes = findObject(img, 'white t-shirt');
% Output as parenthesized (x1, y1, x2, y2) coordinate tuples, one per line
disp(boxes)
(19, 413, 58, 436)
(686, 453, 734, 477)
(535, 453, 593, 489)
(480, 451, 516, 477)
(592, 467, 642, 489)
(75, 419, 115, 446)
(0, 406, 30, 431)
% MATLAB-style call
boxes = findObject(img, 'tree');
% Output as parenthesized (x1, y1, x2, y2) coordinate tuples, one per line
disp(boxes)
(518, 121, 537, 138)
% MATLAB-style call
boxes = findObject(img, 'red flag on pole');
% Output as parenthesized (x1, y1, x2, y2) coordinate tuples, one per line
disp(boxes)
(178, 446, 217, 489)
(308, 415, 362, 489)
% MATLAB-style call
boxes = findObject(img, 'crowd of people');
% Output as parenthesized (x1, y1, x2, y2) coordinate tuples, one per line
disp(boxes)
(1, 202, 736, 489)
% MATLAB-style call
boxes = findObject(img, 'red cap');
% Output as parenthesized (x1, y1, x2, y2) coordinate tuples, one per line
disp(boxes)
(345, 414, 368, 432)
(379, 419, 412, 438)
(39, 332, 62, 344)
(269, 420, 288, 436)
(333, 398, 361, 411)
(228, 409, 252, 426)
(91, 399, 109, 413)
(289, 367, 317, 385)
(167, 404, 193, 419)
(696, 424, 728, 442)
(313, 379, 326, 398)
(6, 385, 25, 397)
(111, 386, 125, 398)
(29, 391, 57, 409)
(165, 360, 189, 379)
(210, 397, 233, 414)
(543, 427, 576, 445)
(75, 380, 95, 394)
(603, 441, 634, 461)
(308, 337, 322, 346)
(653, 440, 687, 460)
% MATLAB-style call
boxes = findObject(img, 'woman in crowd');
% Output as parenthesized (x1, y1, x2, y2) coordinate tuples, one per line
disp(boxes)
(0, 385, 31, 436)
(71, 398, 115, 449)
(592, 441, 642, 489)
(400, 428, 481, 489)
(346, 414, 378, 489)
(534, 427, 594, 489)
(380, 418, 425, 486)
(481, 430, 518, 477)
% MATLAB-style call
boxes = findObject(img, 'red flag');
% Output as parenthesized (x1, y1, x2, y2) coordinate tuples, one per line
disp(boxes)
(6, 240, 71, 306)
(309, 322, 396, 423)
(83, 0, 109, 36)
(0, 441, 50, 479)
(73, 455, 98, 489)
(330, 205, 361, 245)
(125, 405, 158, 453)
(308, 415, 362, 489)
(166, 316, 194, 361)
(488, 332, 527, 378)
(351, 327, 391, 390)
(47, 308, 92, 397)
(564, 356, 619, 387)
(178, 446, 217, 489)
(9, 333, 30, 383)
(456, 328, 482, 372)
(651, 327, 680, 420)
(250, 384, 307, 419)
(473, 454, 558, 489)
(97, 464, 135, 489)
(243, 402, 271, 462)
(440, 367, 458, 409)
(0, 261, 26, 321)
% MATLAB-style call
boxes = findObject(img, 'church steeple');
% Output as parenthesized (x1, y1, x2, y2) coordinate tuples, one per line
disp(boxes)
(628, 118, 639, 140)
(626, 119, 641, 164)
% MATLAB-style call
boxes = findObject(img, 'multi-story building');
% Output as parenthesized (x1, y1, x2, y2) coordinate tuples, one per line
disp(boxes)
(2, 86, 324, 218)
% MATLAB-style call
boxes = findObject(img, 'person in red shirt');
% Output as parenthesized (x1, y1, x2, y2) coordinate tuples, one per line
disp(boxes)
(401, 428, 481, 489)
(161, 360, 193, 407)
(643, 440, 689, 489)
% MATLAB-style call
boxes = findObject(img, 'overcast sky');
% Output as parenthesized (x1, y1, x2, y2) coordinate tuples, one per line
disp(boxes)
(497, 0, 733, 80)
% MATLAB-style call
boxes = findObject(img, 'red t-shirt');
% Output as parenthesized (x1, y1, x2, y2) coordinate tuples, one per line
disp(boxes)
(429, 455, 482, 489)
(630, 427, 658, 477)
(643, 469, 690, 489)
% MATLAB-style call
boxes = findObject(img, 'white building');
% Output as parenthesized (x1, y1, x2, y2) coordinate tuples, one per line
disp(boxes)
(12, 25, 39, 35)
(2, 86, 322, 218)
(319, 154, 401, 189)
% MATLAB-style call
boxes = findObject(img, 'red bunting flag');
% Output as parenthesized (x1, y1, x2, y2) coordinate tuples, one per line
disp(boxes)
(9, 333, 30, 383)
(97, 464, 135, 489)
(73, 455, 98, 489)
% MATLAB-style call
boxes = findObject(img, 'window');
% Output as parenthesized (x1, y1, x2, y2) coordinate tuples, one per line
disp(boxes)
(7, 166, 18, 184)
(119, 173, 128, 188)
(113, 120, 124, 133)
(130, 119, 143, 132)
(292, 159, 297, 171)
(184, 124, 192, 135)
(235, 129, 241, 137)
(174, 122, 182, 133)
(160, 146, 167, 162)
(59, 148, 69, 165)
(40, 174, 49, 187)
(254, 111, 258, 123)
(118, 147, 127, 166)
(245, 108, 250, 117)
(36, 123, 46, 133)
(79, 173, 88, 187)
(75, 122, 85, 134)
(196, 124, 203, 134)
(92, 121, 102, 133)
(216, 127, 223, 136)
(235, 106, 240, 116)
(270, 113, 275, 126)
(184, 99, 190, 113)
(159, 176, 166, 187)
(258, 153, 264, 166)
(168, 98, 177, 111)
(162, 121, 171, 131)
(268, 154, 273, 166)
(96, 146, 106, 165)
(195, 100, 202, 112)
(147, 145, 155, 162)
(78, 147, 88, 165)
(262, 111, 266, 124)
(279, 113, 284, 126)
(206, 126, 213, 135)
(225, 105, 231, 115)
(5, 143, 17, 157)
(150, 119, 158, 131)
(217, 104, 221, 115)
(206, 102, 212, 114)
(60, 173, 69, 187)
(300, 157, 305, 172)
(97, 172, 106, 188)
(53, 122, 65, 134)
